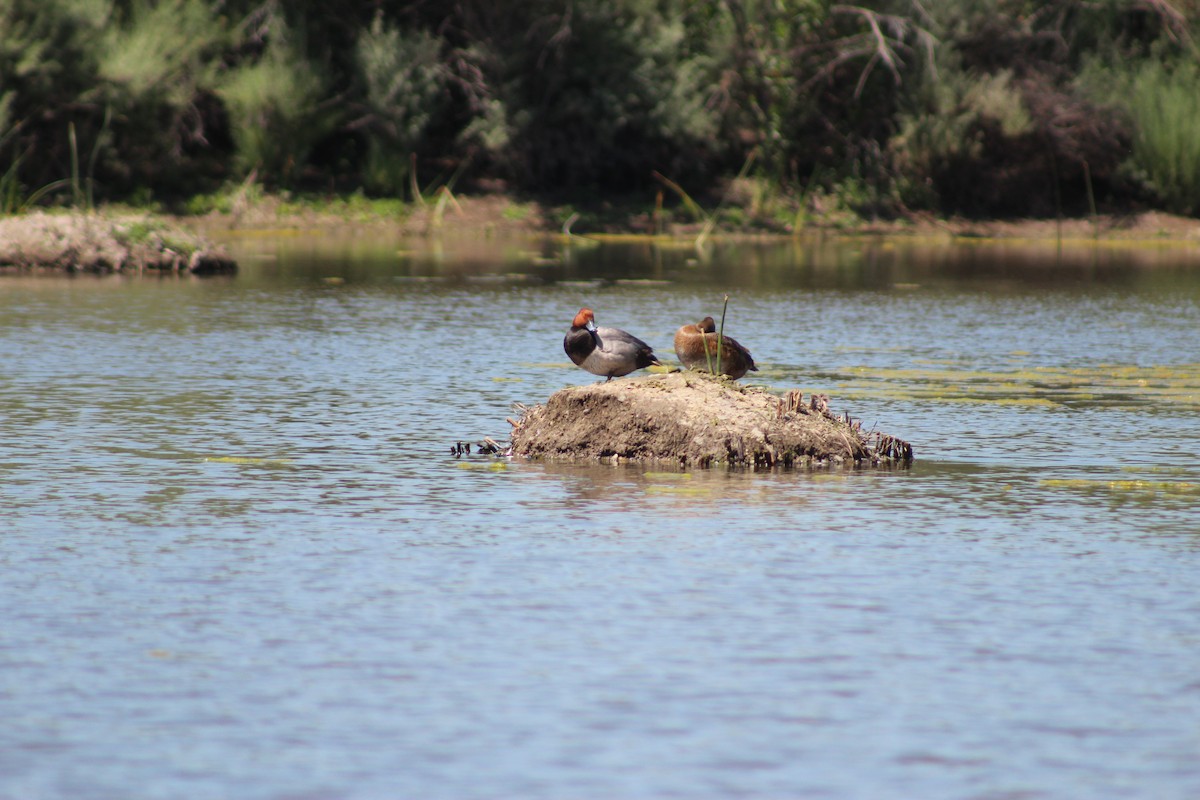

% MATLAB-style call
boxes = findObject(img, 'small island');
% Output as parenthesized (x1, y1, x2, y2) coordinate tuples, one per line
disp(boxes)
(510, 372, 912, 468)
(0, 212, 235, 274)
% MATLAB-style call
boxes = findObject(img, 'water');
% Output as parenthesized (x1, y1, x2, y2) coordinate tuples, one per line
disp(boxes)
(2, 232, 1199, 799)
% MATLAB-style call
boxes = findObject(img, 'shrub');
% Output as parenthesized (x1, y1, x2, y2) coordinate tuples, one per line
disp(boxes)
(218, 15, 329, 185)
(890, 66, 1036, 212)
(500, 0, 723, 190)
(97, 0, 232, 195)
(0, 0, 106, 197)
(354, 18, 448, 195)
(1121, 59, 1200, 215)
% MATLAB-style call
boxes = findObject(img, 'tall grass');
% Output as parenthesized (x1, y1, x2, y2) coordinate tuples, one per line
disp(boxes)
(0, 117, 72, 215)
(1123, 60, 1200, 215)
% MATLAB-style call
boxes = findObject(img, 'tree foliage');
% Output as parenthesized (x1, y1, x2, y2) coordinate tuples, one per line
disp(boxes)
(0, 0, 1197, 217)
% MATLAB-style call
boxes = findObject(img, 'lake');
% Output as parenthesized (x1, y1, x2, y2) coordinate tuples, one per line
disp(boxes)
(2, 229, 1199, 799)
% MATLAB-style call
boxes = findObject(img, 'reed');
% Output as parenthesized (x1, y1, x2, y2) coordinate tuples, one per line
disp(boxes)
(702, 324, 715, 375)
(0, 145, 71, 214)
(1082, 160, 1098, 240)
(425, 186, 464, 233)
(409, 154, 424, 206)
(716, 294, 729, 377)
(652, 150, 760, 249)
(69, 123, 81, 208)
(0, 153, 34, 215)
(792, 164, 824, 233)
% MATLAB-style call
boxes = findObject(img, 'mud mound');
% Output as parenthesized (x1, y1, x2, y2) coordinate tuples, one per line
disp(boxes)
(510, 372, 912, 467)
(0, 212, 235, 274)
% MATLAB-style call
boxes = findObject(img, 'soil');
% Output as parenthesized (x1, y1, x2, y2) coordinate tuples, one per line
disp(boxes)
(509, 371, 913, 468)
(0, 212, 235, 274)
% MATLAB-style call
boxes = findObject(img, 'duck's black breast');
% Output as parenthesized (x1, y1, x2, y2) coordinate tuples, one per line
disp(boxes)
(563, 327, 597, 366)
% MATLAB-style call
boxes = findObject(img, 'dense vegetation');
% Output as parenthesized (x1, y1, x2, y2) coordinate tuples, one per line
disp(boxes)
(2, 0, 1198, 221)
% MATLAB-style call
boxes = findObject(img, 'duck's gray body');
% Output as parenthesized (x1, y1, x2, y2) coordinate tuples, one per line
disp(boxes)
(564, 309, 660, 381)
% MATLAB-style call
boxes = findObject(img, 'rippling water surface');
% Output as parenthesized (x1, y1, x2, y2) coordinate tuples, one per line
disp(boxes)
(2, 232, 1199, 799)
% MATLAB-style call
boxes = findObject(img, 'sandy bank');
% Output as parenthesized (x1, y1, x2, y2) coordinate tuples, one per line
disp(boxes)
(0, 212, 235, 274)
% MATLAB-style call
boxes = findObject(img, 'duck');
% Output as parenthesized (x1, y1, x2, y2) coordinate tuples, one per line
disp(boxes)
(563, 307, 662, 381)
(673, 316, 758, 379)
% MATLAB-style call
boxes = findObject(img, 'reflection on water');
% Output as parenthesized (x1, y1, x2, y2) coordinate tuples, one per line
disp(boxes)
(2, 232, 1200, 800)
(214, 226, 1200, 292)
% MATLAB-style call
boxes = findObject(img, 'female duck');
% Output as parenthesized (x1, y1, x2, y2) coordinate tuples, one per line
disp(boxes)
(564, 308, 661, 381)
(673, 316, 758, 380)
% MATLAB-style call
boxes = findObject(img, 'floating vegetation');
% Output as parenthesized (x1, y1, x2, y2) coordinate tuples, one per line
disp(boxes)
(644, 484, 712, 496)
(1040, 478, 1200, 500)
(204, 456, 292, 465)
(833, 361, 1200, 411)
(455, 461, 507, 472)
(1121, 465, 1193, 476)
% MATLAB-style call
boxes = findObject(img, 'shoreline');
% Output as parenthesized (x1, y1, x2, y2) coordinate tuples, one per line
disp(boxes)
(180, 193, 1200, 244)
(0, 211, 236, 274)
(2, 198, 1199, 275)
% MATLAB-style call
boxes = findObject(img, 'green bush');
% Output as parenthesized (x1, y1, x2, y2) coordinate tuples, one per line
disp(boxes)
(500, 0, 723, 189)
(1121, 59, 1200, 215)
(0, 0, 106, 198)
(0, 0, 1196, 216)
(95, 0, 230, 196)
(100, 0, 226, 103)
(218, 15, 329, 185)
(890, 65, 1033, 208)
(354, 18, 448, 195)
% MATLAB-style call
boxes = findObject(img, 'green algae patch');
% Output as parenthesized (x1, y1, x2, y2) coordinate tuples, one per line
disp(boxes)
(204, 456, 292, 465)
(835, 361, 1200, 410)
(642, 472, 693, 481)
(644, 484, 712, 496)
(1040, 478, 1200, 499)
(456, 461, 508, 472)
(1121, 466, 1194, 476)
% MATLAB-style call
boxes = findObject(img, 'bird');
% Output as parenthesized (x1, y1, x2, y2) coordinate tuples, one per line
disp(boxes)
(673, 315, 758, 379)
(563, 307, 662, 381)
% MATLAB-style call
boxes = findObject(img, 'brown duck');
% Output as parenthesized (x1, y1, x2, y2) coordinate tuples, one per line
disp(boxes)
(673, 316, 758, 380)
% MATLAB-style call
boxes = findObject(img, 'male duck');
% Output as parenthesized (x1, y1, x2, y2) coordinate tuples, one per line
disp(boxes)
(563, 308, 661, 381)
(673, 316, 758, 380)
